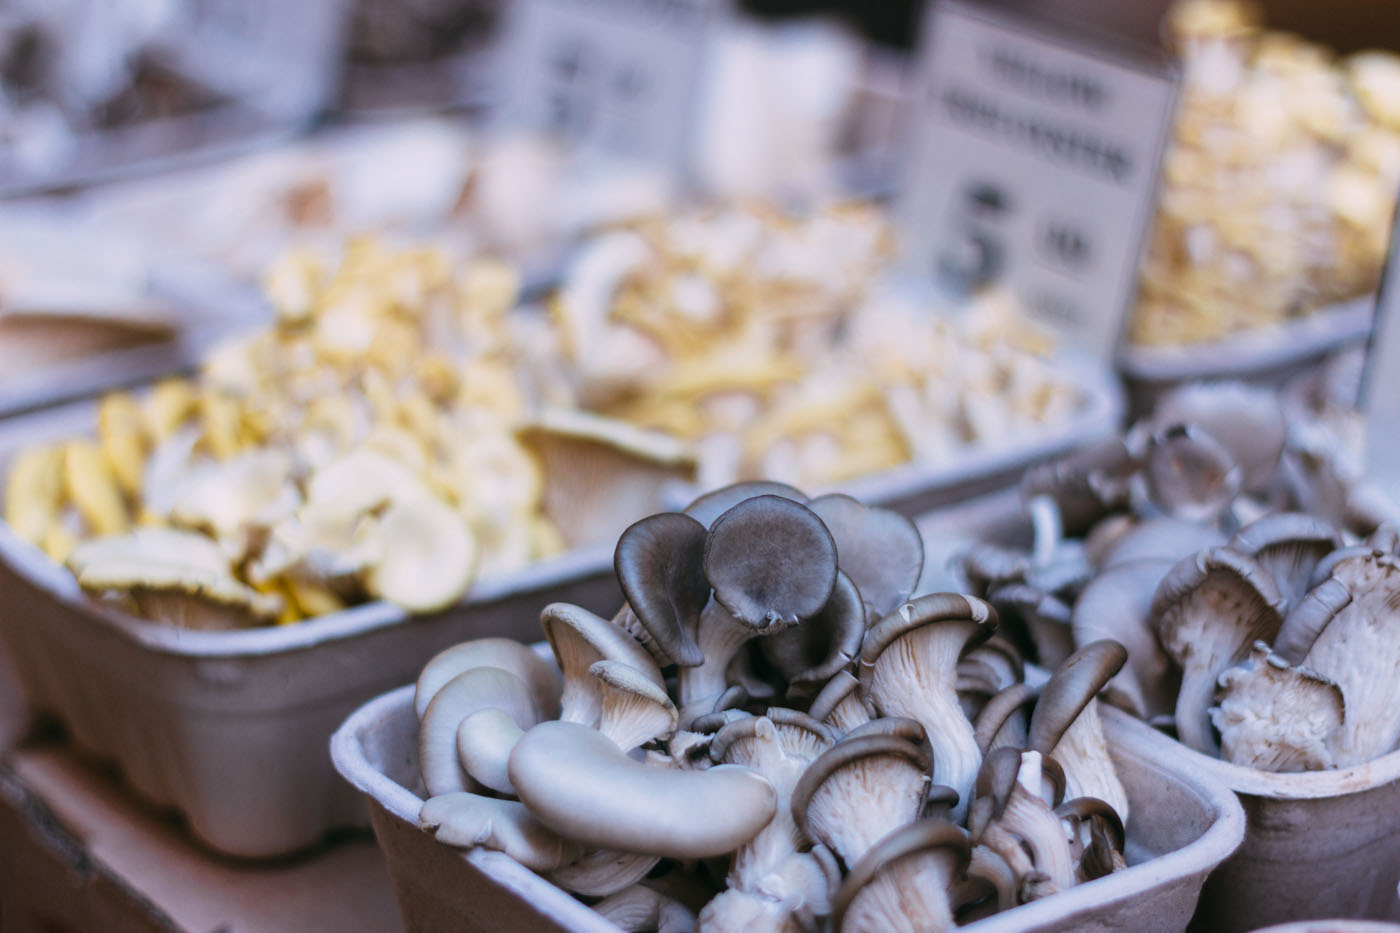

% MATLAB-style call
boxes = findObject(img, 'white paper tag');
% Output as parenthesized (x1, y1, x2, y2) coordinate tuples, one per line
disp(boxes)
(1362, 196, 1400, 497)
(492, 0, 720, 172)
(896, 1, 1177, 361)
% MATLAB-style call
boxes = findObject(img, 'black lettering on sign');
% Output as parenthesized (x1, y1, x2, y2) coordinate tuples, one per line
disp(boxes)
(982, 46, 1107, 111)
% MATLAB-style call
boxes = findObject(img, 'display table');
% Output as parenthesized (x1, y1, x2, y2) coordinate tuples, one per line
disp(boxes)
(0, 741, 402, 933)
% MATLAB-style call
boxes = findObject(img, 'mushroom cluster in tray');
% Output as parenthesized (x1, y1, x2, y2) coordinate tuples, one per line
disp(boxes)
(961, 379, 1400, 773)
(3, 240, 692, 626)
(412, 482, 1136, 931)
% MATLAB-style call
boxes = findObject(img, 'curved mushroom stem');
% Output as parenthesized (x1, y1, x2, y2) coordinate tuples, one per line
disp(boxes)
(1053, 699, 1129, 826)
(594, 884, 696, 933)
(1027, 494, 1063, 567)
(550, 849, 661, 898)
(678, 601, 788, 710)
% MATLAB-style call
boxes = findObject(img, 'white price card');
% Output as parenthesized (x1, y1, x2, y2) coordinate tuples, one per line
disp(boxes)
(493, 0, 721, 171)
(1362, 195, 1400, 501)
(896, 1, 1177, 361)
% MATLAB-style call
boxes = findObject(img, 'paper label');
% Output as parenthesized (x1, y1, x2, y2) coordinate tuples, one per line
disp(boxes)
(493, 0, 719, 171)
(1362, 195, 1400, 495)
(896, 1, 1177, 360)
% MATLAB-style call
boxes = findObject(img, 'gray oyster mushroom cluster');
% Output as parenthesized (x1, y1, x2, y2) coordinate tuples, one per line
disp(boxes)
(409, 481, 1137, 932)
(961, 379, 1400, 773)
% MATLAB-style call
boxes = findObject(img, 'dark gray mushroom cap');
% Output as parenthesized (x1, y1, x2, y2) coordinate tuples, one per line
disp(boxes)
(790, 733, 933, 842)
(689, 707, 756, 736)
(1055, 796, 1126, 854)
(760, 570, 865, 699)
(1027, 640, 1128, 754)
(807, 493, 924, 617)
(1144, 423, 1243, 523)
(808, 669, 861, 723)
(1228, 513, 1343, 608)
(927, 784, 961, 814)
(845, 715, 930, 749)
(615, 512, 710, 668)
(969, 745, 1025, 836)
(508, 719, 777, 859)
(703, 495, 838, 628)
(973, 683, 1039, 754)
(683, 480, 809, 529)
(860, 593, 998, 670)
(830, 818, 972, 932)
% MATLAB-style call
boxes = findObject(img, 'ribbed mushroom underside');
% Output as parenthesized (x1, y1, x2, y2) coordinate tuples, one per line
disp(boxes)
(804, 758, 928, 867)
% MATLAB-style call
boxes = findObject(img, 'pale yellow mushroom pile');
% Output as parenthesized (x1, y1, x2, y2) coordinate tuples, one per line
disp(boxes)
(550, 202, 1082, 492)
(4, 239, 567, 627)
(1131, 0, 1400, 347)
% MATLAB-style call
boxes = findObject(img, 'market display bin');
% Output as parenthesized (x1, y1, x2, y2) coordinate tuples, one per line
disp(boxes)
(1116, 296, 1374, 418)
(1170, 738, 1400, 931)
(330, 686, 1246, 933)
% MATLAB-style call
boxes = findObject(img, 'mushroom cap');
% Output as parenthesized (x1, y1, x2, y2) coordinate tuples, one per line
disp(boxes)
(1070, 558, 1178, 719)
(830, 819, 971, 933)
(1154, 381, 1287, 493)
(592, 658, 679, 751)
(508, 719, 777, 859)
(1027, 640, 1128, 755)
(615, 511, 710, 668)
(1228, 513, 1344, 608)
(808, 669, 862, 725)
(414, 637, 563, 720)
(1019, 436, 1136, 532)
(789, 732, 932, 850)
(760, 570, 866, 698)
(1274, 576, 1354, 664)
(1143, 423, 1243, 523)
(1212, 641, 1345, 772)
(709, 708, 837, 765)
(540, 602, 663, 726)
(973, 683, 1038, 755)
(1150, 546, 1286, 644)
(418, 792, 582, 873)
(806, 493, 924, 617)
(860, 593, 998, 670)
(1100, 516, 1226, 569)
(420, 666, 539, 797)
(1055, 796, 1126, 856)
(683, 480, 808, 529)
(958, 543, 1030, 598)
(703, 495, 838, 628)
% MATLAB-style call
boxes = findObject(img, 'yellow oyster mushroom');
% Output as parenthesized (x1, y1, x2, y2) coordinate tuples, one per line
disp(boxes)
(5, 444, 63, 545)
(97, 392, 149, 498)
(63, 440, 128, 536)
(459, 258, 522, 321)
(264, 249, 325, 326)
(42, 521, 80, 564)
(67, 528, 282, 630)
(144, 378, 197, 443)
(198, 391, 244, 461)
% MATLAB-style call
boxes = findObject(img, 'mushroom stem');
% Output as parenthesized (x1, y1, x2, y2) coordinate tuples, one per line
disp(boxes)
(1027, 494, 1062, 567)
(678, 602, 777, 709)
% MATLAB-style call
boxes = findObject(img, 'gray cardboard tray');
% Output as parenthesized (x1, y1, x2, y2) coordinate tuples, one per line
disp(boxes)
(330, 685, 1245, 933)
(0, 356, 1119, 859)
(1117, 296, 1375, 418)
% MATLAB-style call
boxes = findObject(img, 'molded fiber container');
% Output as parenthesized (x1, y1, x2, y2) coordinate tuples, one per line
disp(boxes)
(1173, 739, 1400, 931)
(331, 687, 1245, 933)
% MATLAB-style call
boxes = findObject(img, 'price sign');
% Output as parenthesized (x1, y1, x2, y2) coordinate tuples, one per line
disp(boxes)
(896, 1, 1177, 361)
(1361, 194, 1400, 499)
(493, 0, 720, 172)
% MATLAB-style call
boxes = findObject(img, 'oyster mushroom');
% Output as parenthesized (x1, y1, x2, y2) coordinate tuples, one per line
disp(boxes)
(507, 719, 777, 858)
(593, 659, 680, 753)
(1055, 796, 1126, 882)
(594, 885, 696, 933)
(987, 583, 1073, 668)
(1153, 381, 1287, 494)
(683, 480, 808, 529)
(830, 819, 971, 933)
(970, 748, 1075, 904)
(1149, 546, 1286, 754)
(807, 670, 870, 735)
(615, 511, 711, 667)
(858, 593, 995, 820)
(1099, 516, 1226, 569)
(540, 602, 663, 727)
(414, 638, 562, 720)
(68, 528, 281, 629)
(519, 409, 697, 549)
(973, 683, 1037, 755)
(1071, 558, 1178, 720)
(363, 493, 479, 613)
(805, 493, 924, 617)
(759, 570, 865, 701)
(1142, 423, 1243, 525)
(1211, 642, 1344, 772)
(1027, 640, 1130, 825)
(419, 792, 582, 872)
(419, 666, 539, 797)
(1227, 513, 1343, 611)
(789, 730, 931, 870)
(1289, 551, 1400, 767)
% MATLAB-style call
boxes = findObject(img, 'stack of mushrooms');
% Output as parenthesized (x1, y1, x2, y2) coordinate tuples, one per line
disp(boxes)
(411, 482, 1136, 931)
(960, 379, 1400, 773)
